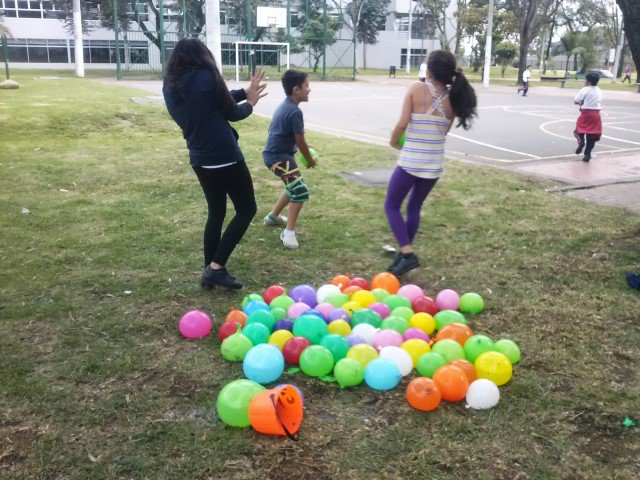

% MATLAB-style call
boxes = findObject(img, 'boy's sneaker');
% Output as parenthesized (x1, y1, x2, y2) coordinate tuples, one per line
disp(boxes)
(280, 230, 299, 249)
(264, 213, 287, 227)
(389, 253, 420, 275)
(200, 266, 243, 289)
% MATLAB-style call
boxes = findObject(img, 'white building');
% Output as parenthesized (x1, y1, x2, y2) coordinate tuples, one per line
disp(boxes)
(0, 0, 453, 72)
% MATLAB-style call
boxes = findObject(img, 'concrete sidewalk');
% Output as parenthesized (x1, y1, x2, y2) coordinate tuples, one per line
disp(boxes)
(513, 153, 640, 212)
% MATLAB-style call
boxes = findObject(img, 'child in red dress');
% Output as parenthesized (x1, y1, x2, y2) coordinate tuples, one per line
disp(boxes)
(573, 72, 603, 163)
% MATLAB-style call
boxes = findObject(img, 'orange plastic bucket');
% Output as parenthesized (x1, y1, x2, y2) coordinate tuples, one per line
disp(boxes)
(248, 384, 303, 440)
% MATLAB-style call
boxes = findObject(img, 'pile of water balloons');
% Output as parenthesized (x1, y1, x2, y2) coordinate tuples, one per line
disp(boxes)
(197, 272, 521, 414)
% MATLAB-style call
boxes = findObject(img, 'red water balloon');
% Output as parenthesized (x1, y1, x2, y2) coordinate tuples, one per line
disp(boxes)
(263, 284, 285, 305)
(218, 321, 241, 341)
(282, 336, 311, 364)
(412, 296, 439, 316)
(347, 277, 370, 291)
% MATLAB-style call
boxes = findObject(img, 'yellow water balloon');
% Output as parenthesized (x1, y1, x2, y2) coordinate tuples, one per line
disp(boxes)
(346, 343, 378, 368)
(474, 351, 513, 386)
(328, 319, 352, 336)
(401, 338, 431, 366)
(268, 329, 294, 351)
(351, 290, 377, 308)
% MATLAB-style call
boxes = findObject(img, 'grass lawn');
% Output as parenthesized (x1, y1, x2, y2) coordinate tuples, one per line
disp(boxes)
(1, 70, 639, 480)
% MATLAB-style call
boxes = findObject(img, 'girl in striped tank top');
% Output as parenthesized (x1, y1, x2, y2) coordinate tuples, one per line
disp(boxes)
(385, 50, 477, 275)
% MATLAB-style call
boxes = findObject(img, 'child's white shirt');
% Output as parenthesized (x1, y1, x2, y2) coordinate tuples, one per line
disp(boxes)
(522, 69, 531, 81)
(419, 63, 427, 79)
(575, 86, 602, 110)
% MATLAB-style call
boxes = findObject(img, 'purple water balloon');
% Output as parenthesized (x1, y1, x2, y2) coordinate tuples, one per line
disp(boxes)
(346, 333, 366, 347)
(274, 318, 294, 332)
(327, 308, 349, 322)
(288, 284, 318, 308)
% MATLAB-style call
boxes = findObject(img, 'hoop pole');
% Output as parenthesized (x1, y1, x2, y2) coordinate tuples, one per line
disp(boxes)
(114, 0, 121, 80)
(235, 42, 240, 82)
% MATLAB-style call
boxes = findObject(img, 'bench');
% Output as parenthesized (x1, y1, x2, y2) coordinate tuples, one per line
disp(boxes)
(540, 76, 564, 82)
(559, 73, 586, 88)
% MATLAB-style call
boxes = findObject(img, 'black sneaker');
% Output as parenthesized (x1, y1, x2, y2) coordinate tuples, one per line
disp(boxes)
(389, 253, 420, 275)
(201, 266, 243, 289)
(387, 253, 402, 272)
(582, 155, 591, 163)
(575, 143, 585, 154)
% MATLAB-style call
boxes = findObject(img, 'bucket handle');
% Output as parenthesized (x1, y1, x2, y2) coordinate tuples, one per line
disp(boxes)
(269, 393, 299, 442)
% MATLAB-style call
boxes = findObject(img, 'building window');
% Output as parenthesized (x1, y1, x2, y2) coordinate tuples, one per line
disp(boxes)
(400, 48, 427, 69)
(1, 38, 150, 64)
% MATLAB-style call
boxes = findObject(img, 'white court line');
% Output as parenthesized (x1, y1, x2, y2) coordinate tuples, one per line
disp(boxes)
(447, 133, 541, 158)
(605, 125, 640, 134)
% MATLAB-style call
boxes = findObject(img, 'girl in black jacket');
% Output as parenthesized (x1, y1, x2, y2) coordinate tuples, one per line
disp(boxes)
(163, 37, 267, 289)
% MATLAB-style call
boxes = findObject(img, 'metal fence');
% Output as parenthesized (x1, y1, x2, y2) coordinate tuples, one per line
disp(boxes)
(114, 1, 354, 81)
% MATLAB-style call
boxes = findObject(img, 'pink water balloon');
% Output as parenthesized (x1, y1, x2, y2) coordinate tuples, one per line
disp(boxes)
(435, 289, 460, 311)
(402, 327, 430, 342)
(397, 284, 424, 303)
(287, 302, 311, 319)
(369, 301, 391, 319)
(372, 329, 404, 351)
(315, 302, 335, 318)
(178, 310, 212, 339)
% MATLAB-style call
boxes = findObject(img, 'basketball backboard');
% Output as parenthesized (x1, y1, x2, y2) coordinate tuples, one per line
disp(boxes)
(256, 6, 287, 28)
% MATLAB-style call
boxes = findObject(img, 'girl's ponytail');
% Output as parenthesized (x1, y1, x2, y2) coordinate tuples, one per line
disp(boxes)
(449, 68, 477, 130)
(427, 50, 477, 130)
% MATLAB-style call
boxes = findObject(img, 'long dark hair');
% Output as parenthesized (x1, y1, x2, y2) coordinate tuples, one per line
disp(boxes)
(427, 50, 477, 130)
(164, 37, 234, 113)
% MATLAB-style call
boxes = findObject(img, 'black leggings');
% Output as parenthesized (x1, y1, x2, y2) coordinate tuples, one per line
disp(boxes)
(193, 162, 257, 268)
(576, 132, 599, 156)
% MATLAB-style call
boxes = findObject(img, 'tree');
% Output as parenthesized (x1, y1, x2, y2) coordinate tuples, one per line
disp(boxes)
(616, 0, 640, 81)
(560, 30, 579, 72)
(300, 15, 338, 72)
(52, 0, 99, 35)
(345, 0, 390, 69)
(417, 0, 454, 50)
(494, 41, 518, 76)
(506, 0, 555, 84)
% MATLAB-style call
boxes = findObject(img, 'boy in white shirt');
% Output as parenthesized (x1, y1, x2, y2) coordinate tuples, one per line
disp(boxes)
(517, 65, 532, 96)
(418, 58, 427, 82)
(573, 72, 603, 163)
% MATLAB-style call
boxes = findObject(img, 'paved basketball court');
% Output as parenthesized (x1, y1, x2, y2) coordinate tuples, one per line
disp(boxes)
(114, 77, 640, 211)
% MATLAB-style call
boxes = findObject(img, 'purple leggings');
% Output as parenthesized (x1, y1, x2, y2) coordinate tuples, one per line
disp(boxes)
(384, 166, 438, 247)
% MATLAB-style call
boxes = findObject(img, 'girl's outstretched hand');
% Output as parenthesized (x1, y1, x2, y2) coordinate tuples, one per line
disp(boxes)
(246, 67, 268, 106)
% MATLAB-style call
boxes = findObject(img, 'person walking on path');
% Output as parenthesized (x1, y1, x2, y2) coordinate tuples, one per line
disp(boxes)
(622, 64, 633, 83)
(163, 37, 267, 289)
(517, 65, 532, 96)
(573, 72, 603, 163)
(418, 58, 427, 83)
(386, 50, 477, 275)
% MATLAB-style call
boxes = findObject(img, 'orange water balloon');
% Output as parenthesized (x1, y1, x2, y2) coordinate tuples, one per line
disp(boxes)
(370, 272, 400, 294)
(434, 322, 473, 346)
(331, 274, 350, 291)
(432, 365, 469, 402)
(406, 377, 441, 411)
(449, 358, 477, 383)
(225, 307, 247, 327)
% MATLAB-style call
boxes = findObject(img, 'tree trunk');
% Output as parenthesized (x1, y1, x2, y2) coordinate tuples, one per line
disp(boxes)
(516, 0, 540, 84)
(363, 42, 367, 69)
(616, 0, 640, 81)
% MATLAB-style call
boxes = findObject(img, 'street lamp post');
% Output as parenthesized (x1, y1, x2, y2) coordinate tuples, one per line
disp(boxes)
(482, 0, 494, 87)
(406, 0, 414, 75)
